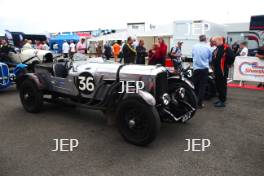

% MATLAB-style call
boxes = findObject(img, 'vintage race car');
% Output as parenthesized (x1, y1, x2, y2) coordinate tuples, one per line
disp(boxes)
(8, 48, 53, 65)
(0, 50, 53, 90)
(0, 62, 13, 90)
(0, 62, 28, 90)
(18, 54, 197, 146)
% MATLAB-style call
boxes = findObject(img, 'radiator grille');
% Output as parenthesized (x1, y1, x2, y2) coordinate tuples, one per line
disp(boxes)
(155, 71, 168, 103)
(0, 64, 10, 86)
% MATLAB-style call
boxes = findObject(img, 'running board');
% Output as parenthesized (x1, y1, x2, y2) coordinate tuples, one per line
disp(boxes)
(43, 98, 107, 111)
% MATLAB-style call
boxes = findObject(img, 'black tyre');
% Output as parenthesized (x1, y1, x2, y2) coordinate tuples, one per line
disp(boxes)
(169, 82, 197, 118)
(19, 79, 43, 113)
(117, 97, 161, 146)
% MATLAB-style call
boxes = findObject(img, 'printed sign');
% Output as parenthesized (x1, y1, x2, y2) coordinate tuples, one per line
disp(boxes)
(233, 56, 264, 82)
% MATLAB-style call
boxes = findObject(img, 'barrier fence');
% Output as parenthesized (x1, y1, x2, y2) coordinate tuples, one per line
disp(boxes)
(233, 56, 264, 83)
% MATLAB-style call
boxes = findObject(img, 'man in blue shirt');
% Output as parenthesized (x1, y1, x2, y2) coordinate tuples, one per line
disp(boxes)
(192, 35, 212, 108)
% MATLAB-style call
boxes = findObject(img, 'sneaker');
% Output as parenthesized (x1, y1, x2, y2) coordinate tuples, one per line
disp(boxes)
(198, 103, 205, 109)
(257, 83, 263, 88)
(214, 101, 225, 108)
(214, 100, 221, 105)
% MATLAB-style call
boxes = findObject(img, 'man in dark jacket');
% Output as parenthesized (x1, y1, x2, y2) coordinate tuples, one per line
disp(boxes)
(122, 37, 137, 64)
(0, 39, 16, 64)
(104, 42, 112, 60)
(231, 42, 240, 56)
(212, 37, 235, 107)
(136, 40, 147, 64)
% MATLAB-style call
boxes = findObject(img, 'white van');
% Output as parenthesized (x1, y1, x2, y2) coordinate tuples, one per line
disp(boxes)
(172, 20, 226, 59)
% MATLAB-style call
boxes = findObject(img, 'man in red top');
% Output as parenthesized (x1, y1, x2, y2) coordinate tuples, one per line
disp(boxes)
(158, 37, 168, 66)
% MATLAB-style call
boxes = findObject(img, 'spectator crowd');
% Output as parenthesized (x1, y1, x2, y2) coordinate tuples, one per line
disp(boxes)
(95, 35, 264, 109)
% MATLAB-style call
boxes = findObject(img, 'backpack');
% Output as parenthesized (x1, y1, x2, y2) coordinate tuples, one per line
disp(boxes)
(169, 47, 179, 59)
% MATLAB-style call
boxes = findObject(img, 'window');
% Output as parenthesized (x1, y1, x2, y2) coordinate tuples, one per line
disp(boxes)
(132, 25, 139, 29)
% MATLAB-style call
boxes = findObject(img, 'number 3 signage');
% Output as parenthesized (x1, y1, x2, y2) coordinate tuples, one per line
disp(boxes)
(77, 72, 95, 94)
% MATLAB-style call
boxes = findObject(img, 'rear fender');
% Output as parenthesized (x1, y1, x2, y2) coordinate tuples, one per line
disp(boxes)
(13, 63, 28, 76)
(17, 73, 45, 90)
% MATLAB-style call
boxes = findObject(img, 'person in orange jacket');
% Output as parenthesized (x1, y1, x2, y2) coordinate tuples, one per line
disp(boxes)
(112, 42, 121, 62)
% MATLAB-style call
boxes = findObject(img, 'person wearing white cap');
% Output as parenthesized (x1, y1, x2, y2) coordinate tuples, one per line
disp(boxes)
(170, 41, 183, 61)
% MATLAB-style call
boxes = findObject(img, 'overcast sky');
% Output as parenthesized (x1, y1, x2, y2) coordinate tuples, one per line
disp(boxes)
(0, 0, 263, 35)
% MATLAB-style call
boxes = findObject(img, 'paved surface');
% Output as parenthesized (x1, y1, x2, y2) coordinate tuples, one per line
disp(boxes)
(0, 87, 263, 176)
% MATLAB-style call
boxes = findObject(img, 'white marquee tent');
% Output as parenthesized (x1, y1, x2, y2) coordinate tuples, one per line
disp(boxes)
(88, 23, 173, 42)
(88, 31, 137, 42)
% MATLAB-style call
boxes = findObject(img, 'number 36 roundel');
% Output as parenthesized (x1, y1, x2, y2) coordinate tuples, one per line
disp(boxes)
(77, 72, 95, 94)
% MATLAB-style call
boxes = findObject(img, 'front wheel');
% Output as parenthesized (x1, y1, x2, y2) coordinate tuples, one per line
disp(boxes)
(19, 80, 43, 113)
(117, 98, 161, 146)
(169, 81, 198, 118)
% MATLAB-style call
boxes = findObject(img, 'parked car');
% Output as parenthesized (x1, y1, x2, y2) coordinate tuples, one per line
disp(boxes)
(8, 48, 53, 65)
(18, 54, 197, 146)
(0, 62, 14, 90)
(0, 62, 27, 90)
(0, 52, 53, 91)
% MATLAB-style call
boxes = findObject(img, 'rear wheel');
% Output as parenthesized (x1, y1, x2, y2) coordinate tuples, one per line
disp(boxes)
(117, 98, 161, 146)
(19, 80, 43, 113)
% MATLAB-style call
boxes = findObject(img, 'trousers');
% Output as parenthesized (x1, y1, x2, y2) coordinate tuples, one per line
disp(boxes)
(215, 74, 227, 102)
(193, 68, 208, 105)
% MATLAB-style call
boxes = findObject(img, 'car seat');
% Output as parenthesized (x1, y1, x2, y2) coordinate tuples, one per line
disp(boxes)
(53, 63, 68, 78)
(43, 53, 53, 63)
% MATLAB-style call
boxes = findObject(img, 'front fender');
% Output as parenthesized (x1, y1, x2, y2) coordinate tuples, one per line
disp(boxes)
(122, 90, 156, 106)
(168, 76, 194, 90)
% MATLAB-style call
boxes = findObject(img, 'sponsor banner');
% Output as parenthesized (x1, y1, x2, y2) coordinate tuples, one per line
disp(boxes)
(233, 56, 264, 82)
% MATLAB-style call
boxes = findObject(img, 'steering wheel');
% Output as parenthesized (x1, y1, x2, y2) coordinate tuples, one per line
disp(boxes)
(64, 59, 73, 70)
